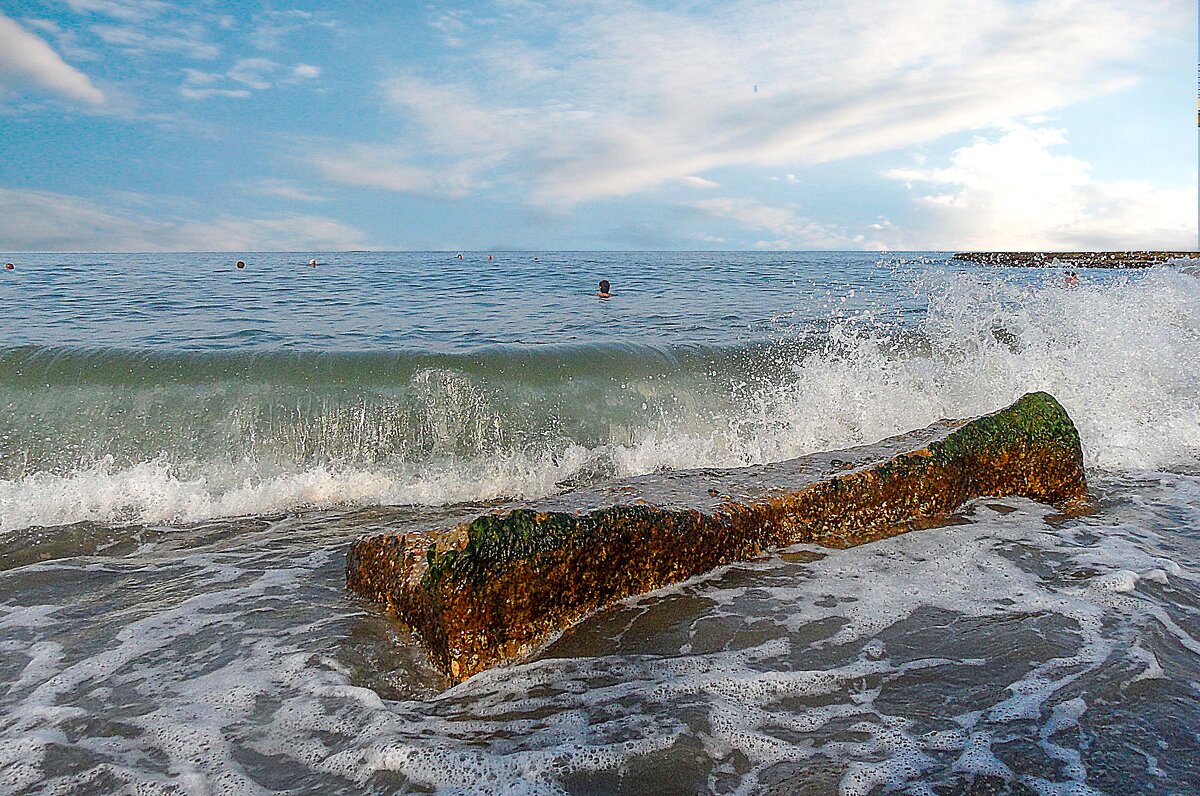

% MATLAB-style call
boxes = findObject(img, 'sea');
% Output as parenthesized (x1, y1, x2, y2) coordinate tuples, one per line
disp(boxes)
(0, 251, 1197, 795)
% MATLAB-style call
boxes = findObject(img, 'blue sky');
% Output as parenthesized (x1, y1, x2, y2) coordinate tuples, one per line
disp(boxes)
(0, 0, 1195, 251)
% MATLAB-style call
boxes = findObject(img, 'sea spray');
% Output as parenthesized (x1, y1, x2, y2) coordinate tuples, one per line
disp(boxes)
(1, 253, 1198, 794)
(2, 264, 1197, 531)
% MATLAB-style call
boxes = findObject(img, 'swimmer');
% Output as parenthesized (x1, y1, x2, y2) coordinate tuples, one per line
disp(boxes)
(1064, 271, 1079, 287)
(597, 279, 611, 298)
(487, 254, 493, 261)
(236, 260, 245, 269)
(309, 258, 318, 268)
(457, 254, 463, 260)
(4, 262, 13, 270)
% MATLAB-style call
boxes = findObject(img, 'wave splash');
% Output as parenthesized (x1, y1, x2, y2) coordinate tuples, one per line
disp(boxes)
(2, 265, 1198, 531)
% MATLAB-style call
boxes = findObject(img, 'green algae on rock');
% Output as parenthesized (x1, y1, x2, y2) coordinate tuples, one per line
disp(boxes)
(347, 392, 1087, 682)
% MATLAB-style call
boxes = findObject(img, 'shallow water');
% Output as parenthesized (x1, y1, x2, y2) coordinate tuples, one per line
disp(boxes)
(2, 474, 1197, 794)
(0, 252, 1198, 793)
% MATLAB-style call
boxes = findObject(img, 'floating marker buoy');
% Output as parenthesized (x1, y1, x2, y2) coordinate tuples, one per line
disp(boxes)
(236, 260, 245, 269)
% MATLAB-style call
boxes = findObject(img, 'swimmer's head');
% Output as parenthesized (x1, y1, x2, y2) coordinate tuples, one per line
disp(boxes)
(236, 260, 245, 269)
(599, 279, 610, 294)
(309, 259, 318, 267)
(4, 263, 13, 270)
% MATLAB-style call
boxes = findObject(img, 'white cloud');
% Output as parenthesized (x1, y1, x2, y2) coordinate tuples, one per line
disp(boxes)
(180, 68, 250, 99)
(0, 13, 105, 106)
(92, 22, 219, 59)
(242, 178, 325, 203)
(310, 144, 479, 199)
(0, 187, 368, 251)
(228, 57, 279, 90)
(181, 68, 220, 85)
(249, 9, 325, 52)
(883, 124, 1199, 250)
(692, 197, 885, 250)
(676, 176, 719, 189)
(63, 0, 228, 61)
(290, 64, 320, 80)
(179, 86, 251, 100)
(22, 18, 95, 62)
(62, 0, 171, 24)
(429, 10, 470, 48)
(180, 58, 320, 99)
(313, 0, 1182, 206)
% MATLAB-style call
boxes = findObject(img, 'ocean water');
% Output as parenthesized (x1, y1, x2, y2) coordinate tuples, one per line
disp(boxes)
(0, 251, 1197, 794)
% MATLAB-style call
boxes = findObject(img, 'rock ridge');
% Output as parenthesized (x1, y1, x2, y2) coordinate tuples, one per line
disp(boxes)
(347, 391, 1087, 682)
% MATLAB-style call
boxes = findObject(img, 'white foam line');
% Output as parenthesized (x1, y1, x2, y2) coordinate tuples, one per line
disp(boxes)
(4, 267, 1200, 532)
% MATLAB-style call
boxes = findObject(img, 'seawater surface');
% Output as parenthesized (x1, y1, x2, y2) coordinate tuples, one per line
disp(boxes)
(0, 252, 1197, 794)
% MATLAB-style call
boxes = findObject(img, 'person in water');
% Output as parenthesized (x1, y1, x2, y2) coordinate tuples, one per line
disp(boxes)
(1064, 271, 1079, 287)
(309, 259, 318, 268)
(236, 260, 245, 269)
(597, 279, 611, 298)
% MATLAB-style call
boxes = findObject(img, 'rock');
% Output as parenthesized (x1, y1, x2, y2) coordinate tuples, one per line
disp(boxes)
(951, 251, 1198, 268)
(347, 392, 1087, 682)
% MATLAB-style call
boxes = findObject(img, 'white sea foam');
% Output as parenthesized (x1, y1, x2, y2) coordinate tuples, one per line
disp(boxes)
(0, 447, 594, 532)
(2, 265, 1198, 532)
(304, 494, 1190, 794)
(2, 475, 1197, 792)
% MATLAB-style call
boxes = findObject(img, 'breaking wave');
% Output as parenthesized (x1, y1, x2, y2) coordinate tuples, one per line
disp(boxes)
(2, 265, 1198, 531)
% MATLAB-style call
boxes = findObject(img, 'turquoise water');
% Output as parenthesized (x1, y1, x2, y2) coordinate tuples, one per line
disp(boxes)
(0, 252, 1198, 793)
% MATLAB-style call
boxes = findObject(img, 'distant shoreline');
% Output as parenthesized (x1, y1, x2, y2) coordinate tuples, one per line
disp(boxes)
(952, 251, 1199, 268)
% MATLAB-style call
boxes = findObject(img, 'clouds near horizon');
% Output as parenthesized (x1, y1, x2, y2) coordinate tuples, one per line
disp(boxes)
(0, 188, 368, 251)
(885, 124, 1198, 250)
(0, 0, 1193, 251)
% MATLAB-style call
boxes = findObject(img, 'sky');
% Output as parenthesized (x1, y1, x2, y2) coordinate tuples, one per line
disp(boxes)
(0, 0, 1196, 252)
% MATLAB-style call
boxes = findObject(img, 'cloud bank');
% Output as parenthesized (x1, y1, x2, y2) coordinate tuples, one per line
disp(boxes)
(886, 124, 1198, 250)
(692, 198, 885, 250)
(0, 187, 368, 251)
(314, 0, 1181, 208)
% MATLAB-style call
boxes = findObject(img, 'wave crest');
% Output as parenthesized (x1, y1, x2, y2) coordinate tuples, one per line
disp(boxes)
(2, 265, 1198, 531)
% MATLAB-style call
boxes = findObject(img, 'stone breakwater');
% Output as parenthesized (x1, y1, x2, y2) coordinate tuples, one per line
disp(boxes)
(347, 392, 1087, 682)
(953, 251, 1198, 267)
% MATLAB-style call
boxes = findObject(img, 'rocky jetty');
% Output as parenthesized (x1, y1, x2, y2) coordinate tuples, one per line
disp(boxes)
(952, 251, 1197, 268)
(347, 392, 1087, 682)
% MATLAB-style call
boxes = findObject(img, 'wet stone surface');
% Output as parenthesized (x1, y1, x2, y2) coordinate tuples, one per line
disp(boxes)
(348, 392, 1088, 682)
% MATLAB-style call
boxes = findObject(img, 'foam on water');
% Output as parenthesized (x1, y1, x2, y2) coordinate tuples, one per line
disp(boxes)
(2, 471, 1197, 793)
(0, 447, 595, 531)
(2, 263, 1198, 532)
(2, 256, 1197, 792)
